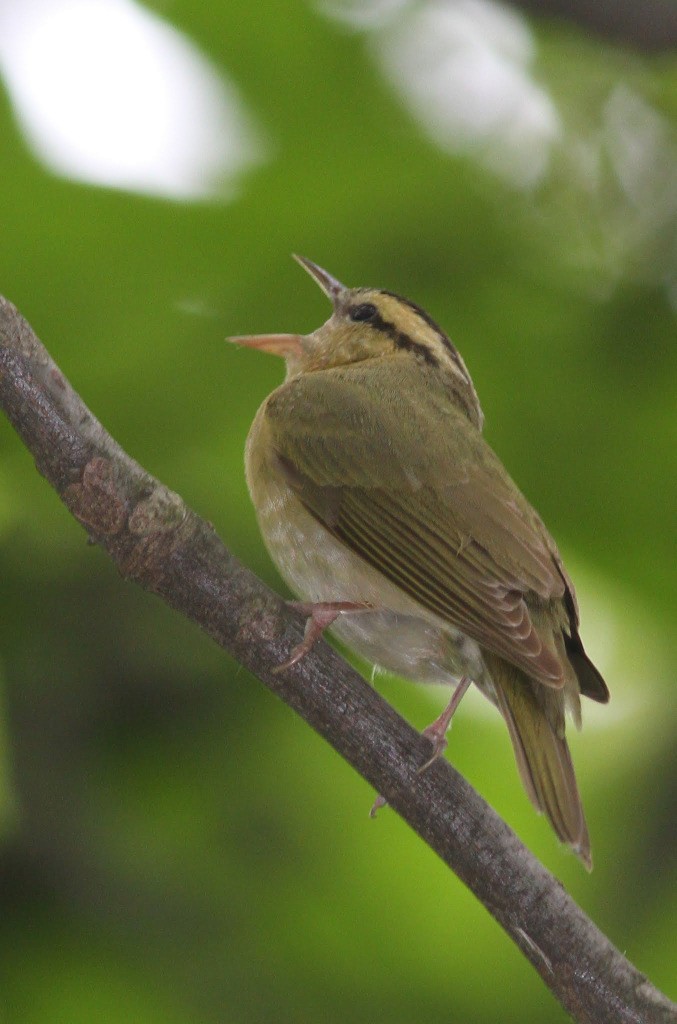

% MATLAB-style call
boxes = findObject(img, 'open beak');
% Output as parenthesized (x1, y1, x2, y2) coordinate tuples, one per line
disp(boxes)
(227, 256, 344, 355)
(227, 333, 303, 358)
(292, 255, 345, 303)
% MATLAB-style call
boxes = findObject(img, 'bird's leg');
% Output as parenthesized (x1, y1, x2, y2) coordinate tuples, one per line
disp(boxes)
(274, 600, 374, 673)
(418, 675, 471, 772)
(370, 676, 471, 817)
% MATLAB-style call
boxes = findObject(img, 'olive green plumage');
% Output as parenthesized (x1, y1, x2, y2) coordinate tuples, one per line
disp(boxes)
(231, 256, 609, 868)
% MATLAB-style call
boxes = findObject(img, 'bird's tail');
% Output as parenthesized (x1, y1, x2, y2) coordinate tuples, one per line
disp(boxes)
(491, 663, 592, 869)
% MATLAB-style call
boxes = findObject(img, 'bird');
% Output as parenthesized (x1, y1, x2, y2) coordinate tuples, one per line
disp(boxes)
(229, 255, 609, 867)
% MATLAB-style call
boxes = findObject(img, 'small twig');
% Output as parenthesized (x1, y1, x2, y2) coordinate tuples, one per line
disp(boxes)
(0, 295, 674, 1024)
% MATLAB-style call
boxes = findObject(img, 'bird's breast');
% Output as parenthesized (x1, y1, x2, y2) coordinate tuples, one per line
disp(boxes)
(244, 402, 488, 687)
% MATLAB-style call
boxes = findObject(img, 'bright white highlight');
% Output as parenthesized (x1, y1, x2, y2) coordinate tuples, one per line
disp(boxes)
(319, 0, 561, 188)
(377, 0, 561, 187)
(0, 0, 264, 199)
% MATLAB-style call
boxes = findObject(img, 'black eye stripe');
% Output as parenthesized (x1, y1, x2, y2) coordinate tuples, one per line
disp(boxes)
(365, 309, 441, 368)
(380, 289, 463, 368)
(349, 302, 378, 322)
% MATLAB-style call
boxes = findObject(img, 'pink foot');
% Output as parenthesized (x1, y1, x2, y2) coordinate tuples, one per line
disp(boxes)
(371, 677, 472, 815)
(274, 600, 373, 673)
(417, 676, 471, 773)
(370, 794, 387, 817)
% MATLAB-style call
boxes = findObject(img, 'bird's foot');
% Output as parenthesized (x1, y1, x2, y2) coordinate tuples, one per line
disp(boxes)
(371, 676, 471, 816)
(369, 794, 387, 817)
(274, 600, 373, 673)
(417, 676, 471, 773)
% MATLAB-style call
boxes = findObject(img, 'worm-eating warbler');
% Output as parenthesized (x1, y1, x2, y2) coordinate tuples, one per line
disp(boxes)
(230, 256, 609, 867)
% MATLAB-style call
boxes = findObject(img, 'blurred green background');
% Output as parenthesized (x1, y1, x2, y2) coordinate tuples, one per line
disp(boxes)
(0, 1, 675, 1022)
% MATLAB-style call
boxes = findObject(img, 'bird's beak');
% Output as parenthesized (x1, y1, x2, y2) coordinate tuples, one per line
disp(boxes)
(292, 254, 345, 304)
(227, 333, 303, 358)
(227, 257, 344, 355)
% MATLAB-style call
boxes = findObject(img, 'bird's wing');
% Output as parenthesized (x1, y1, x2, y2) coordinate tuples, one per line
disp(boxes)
(263, 364, 568, 686)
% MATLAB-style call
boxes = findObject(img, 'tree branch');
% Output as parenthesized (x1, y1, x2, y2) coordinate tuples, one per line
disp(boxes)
(0, 295, 674, 1024)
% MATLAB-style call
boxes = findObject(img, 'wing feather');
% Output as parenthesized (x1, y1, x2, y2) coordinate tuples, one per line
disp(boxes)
(264, 364, 568, 686)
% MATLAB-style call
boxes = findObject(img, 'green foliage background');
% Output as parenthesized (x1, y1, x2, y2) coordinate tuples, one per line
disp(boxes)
(0, 3, 675, 1022)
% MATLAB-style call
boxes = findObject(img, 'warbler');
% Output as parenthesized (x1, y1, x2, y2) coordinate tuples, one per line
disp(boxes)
(230, 256, 609, 867)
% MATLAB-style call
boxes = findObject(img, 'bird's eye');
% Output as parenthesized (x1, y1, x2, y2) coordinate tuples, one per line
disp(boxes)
(349, 303, 377, 323)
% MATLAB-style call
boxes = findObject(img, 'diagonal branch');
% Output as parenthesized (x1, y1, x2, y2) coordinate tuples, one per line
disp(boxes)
(0, 295, 674, 1024)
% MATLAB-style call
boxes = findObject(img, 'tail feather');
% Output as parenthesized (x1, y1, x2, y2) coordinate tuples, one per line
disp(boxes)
(492, 666, 592, 870)
(565, 634, 610, 704)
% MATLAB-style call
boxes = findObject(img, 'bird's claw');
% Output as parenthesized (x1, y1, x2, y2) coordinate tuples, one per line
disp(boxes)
(273, 600, 373, 673)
